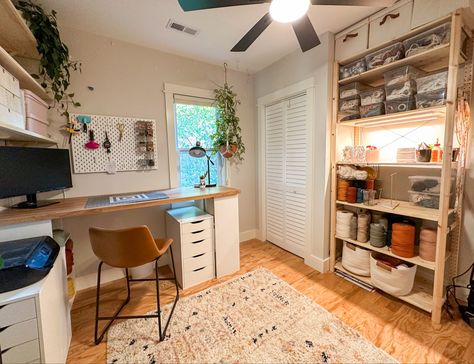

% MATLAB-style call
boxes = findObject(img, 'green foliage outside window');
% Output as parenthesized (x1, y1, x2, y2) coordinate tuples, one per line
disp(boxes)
(175, 103, 219, 187)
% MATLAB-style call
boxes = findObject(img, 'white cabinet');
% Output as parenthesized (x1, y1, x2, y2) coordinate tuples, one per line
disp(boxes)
(166, 207, 215, 289)
(335, 20, 369, 61)
(369, 0, 413, 48)
(412, 0, 472, 29)
(0, 247, 71, 364)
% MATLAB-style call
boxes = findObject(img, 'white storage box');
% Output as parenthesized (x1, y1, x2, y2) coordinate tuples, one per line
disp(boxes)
(23, 89, 49, 136)
(370, 253, 417, 296)
(0, 103, 24, 129)
(0, 66, 21, 97)
(342, 241, 371, 276)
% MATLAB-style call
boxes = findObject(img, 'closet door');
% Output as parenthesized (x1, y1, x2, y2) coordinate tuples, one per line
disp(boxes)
(265, 94, 311, 257)
(265, 102, 285, 245)
(283, 95, 310, 257)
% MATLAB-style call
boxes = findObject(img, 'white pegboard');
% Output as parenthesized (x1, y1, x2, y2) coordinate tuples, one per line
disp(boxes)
(70, 113, 158, 174)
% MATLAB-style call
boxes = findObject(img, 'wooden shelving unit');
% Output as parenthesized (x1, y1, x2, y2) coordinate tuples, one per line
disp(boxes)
(0, 0, 39, 60)
(330, 10, 473, 324)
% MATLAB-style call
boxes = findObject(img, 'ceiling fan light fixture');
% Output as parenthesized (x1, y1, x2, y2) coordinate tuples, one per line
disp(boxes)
(269, 0, 310, 23)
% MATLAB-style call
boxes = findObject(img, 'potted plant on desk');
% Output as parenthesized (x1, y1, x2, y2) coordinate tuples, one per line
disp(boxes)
(211, 64, 245, 161)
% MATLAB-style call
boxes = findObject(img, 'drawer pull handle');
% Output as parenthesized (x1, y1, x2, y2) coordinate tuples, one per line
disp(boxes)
(343, 32, 358, 42)
(192, 253, 205, 258)
(191, 230, 204, 234)
(379, 13, 400, 26)
(193, 266, 206, 272)
(191, 220, 204, 224)
(191, 239, 205, 244)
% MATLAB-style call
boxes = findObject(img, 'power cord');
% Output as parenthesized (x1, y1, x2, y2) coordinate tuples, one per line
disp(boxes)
(444, 262, 474, 319)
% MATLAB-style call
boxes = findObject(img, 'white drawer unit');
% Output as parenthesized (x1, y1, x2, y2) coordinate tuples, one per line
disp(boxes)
(369, 0, 413, 49)
(335, 19, 369, 61)
(166, 206, 215, 289)
(1, 339, 40, 364)
(0, 318, 38, 351)
(0, 66, 20, 98)
(0, 298, 36, 328)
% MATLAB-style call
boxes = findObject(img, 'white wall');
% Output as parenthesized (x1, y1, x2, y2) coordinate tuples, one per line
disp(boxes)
(254, 32, 335, 272)
(2, 27, 258, 289)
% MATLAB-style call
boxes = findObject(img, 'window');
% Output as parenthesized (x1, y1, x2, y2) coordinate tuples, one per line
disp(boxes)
(175, 101, 219, 187)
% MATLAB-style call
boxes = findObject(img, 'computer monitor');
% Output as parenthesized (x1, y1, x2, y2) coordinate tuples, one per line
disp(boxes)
(0, 147, 73, 209)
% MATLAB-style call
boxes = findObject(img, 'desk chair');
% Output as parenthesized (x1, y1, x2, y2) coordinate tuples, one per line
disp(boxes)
(89, 226, 179, 344)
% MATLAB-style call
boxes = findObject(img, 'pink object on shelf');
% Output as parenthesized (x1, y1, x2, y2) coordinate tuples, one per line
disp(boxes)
(23, 89, 49, 136)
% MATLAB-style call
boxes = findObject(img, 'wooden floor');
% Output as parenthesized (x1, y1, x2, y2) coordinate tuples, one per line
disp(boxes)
(67, 240, 474, 363)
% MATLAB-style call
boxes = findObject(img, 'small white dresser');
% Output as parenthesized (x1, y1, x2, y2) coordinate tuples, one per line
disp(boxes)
(166, 207, 215, 289)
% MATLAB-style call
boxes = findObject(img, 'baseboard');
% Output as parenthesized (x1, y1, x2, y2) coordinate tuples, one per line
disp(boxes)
(240, 229, 258, 242)
(304, 254, 330, 273)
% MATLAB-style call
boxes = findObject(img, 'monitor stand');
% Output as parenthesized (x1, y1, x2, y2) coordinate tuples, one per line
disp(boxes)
(12, 193, 59, 209)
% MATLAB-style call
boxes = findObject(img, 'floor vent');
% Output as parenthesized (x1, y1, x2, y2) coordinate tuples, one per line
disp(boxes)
(166, 19, 199, 36)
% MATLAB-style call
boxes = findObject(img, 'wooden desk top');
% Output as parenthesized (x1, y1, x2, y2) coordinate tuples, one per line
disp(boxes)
(0, 187, 240, 226)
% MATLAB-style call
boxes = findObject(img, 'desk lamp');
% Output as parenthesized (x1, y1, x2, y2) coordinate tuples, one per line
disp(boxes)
(189, 141, 217, 187)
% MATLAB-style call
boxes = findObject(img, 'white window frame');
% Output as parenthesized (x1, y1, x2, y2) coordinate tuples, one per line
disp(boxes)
(164, 83, 225, 188)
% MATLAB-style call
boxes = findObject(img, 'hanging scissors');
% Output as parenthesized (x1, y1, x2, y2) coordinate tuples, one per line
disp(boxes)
(116, 122, 125, 142)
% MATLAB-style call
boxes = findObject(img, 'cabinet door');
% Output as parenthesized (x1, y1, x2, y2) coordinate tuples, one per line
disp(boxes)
(265, 101, 285, 245)
(369, 1, 413, 48)
(335, 20, 369, 61)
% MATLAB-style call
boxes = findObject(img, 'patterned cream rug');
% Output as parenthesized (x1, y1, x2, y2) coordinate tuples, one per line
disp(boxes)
(107, 268, 397, 363)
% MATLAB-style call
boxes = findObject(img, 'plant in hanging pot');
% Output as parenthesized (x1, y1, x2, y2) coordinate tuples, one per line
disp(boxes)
(211, 65, 245, 161)
(16, 1, 81, 118)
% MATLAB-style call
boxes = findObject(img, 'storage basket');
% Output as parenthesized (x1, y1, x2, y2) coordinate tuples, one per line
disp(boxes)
(370, 253, 417, 296)
(23, 89, 49, 136)
(342, 241, 371, 276)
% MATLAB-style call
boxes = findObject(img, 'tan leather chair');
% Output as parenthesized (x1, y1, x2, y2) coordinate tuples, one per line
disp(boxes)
(89, 226, 179, 344)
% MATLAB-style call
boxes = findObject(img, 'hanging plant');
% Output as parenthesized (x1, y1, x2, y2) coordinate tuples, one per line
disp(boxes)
(16, 1, 81, 118)
(211, 63, 245, 161)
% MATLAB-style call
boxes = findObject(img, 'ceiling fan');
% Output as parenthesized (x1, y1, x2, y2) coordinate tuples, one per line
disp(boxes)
(177, 0, 394, 53)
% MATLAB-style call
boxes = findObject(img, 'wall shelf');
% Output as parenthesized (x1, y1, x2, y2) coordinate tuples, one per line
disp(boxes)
(0, 0, 39, 60)
(335, 261, 434, 313)
(336, 199, 455, 222)
(335, 161, 452, 169)
(0, 121, 56, 145)
(0, 46, 51, 103)
(338, 106, 446, 128)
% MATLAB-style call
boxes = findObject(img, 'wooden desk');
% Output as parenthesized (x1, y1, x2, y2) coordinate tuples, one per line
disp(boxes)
(0, 186, 240, 226)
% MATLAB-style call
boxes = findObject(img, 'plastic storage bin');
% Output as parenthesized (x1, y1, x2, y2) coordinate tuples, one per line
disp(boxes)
(385, 97, 416, 114)
(385, 80, 417, 101)
(370, 253, 417, 296)
(339, 96, 360, 112)
(416, 69, 448, 94)
(23, 89, 49, 137)
(408, 175, 454, 193)
(415, 89, 447, 108)
(408, 191, 442, 209)
(365, 42, 404, 70)
(404, 22, 451, 58)
(384, 65, 426, 87)
(339, 58, 366, 80)
(342, 241, 371, 276)
(339, 113, 361, 122)
(360, 103, 384, 118)
(360, 88, 385, 106)
(339, 82, 368, 100)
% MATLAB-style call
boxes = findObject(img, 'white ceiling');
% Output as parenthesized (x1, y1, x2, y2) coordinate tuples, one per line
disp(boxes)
(38, 0, 383, 73)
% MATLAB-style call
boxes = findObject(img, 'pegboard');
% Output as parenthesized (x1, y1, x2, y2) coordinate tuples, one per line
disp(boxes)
(70, 113, 158, 174)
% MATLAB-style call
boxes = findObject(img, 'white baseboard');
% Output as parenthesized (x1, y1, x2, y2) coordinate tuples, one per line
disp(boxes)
(304, 254, 330, 273)
(240, 229, 258, 242)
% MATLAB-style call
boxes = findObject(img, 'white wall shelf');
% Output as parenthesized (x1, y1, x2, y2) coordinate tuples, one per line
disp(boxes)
(0, 121, 56, 145)
(0, 0, 39, 60)
(335, 161, 453, 169)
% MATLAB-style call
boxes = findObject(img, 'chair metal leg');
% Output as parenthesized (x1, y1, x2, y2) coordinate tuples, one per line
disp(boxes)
(94, 263, 133, 345)
(155, 259, 163, 341)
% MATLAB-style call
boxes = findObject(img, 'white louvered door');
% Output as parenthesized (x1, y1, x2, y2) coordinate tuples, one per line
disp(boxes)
(265, 93, 311, 257)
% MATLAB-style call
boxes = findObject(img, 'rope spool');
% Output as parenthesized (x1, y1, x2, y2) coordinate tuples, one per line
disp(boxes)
(357, 213, 371, 243)
(337, 179, 350, 201)
(419, 227, 437, 261)
(370, 223, 387, 247)
(391, 223, 416, 258)
(347, 187, 357, 203)
(336, 210, 353, 238)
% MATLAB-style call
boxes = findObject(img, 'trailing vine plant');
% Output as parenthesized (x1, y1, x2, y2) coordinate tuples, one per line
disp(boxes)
(211, 63, 245, 161)
(16, 1, 81, 117)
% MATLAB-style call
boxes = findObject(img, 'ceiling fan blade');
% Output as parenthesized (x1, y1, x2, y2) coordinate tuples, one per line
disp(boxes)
(311, 0, 395, 6)
(292, 15, 321, 52)
(231, 13, 273, 52)
(178, 0, 269, 12)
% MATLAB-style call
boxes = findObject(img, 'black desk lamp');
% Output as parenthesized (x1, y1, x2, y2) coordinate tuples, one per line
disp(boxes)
(189, 141, 217, 187)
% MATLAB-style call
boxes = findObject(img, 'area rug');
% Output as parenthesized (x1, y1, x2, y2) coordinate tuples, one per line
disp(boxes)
(107, 268, 397, 363)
